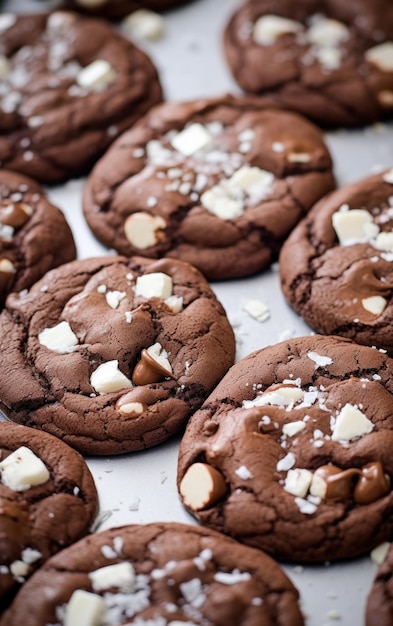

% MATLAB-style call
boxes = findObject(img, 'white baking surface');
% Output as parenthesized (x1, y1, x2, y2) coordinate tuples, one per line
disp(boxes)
(3, 0, 393, 624)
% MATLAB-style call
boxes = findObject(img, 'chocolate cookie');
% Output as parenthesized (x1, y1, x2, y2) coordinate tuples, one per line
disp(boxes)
(83, 94, 335, 281)
(0, 522, 304, 626)
(280, 168, 393, 354)
(366, 543, 393, 626)
(177, 334, 393, 563)
(0, 169, 76, 309)
(224, 0, 393, 127)
(59, 0, 193, 19)
(0, 11, 162, 183)
(0, 255, 235, 455)
(0, 421, 98, 609)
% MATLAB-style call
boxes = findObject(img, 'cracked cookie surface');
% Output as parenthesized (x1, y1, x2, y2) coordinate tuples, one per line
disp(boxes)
(0, 169, 76, 309)
(224, 0, 393, 127)
(280, 168, 393, 354)
(83, 94, 334, 281)
(0, 11, 162, 183)
(0, 421, 98, 609)
(0, 522, 304, 626)
(0, 255, 235, 455)
(177, 334, 393, 563)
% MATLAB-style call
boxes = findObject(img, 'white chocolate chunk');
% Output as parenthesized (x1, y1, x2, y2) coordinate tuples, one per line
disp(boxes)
(383, 169, 393, 184)
(165, 295, 183, 313)
(228, 165, 274, 201)
(294, 497, 317, 514)
(201, 185, 244, 220)
(331, 403, 374, 442)
(89, 562, 135, 592)
(276, 452, 296, 472)
(121, 9, 165, 41)
(307, 351, 333, 369)
(307, 18, 349, 47)
(0, 55, 10, 80)
(117, 401, 144, 417)
(0, 259, 15, 273)
(0, 13, 16, 32)
(242, 299, 270, 322)
(282, 420, 307, 437)
(171, 123, 213, 156)
(146, 140, 173, 164)
(28, 116, 44, 128)
(365, 42, 393, 72)
(373, 231, 393, 251)
(238, 129, 255, 142)
(47, 11, 77, 30)
(253, 14, 302, 46)
(124, 212, 166, 249)
(147, 342, 172, 374)
(332, 209, 379, 246)
(64, 590, 105, 626)
(214, 570, 251, 584)
(362, 295, 387, 315)
(135, 272, 173, 299)
(309, 473, 328, 499)
(234, 465, 253, 480)
(260, 386, 304, 407)
(21, 548, 42, 564)
(284, 468, 313, 498)
(314, 46, 342, 70)
(370, 542, 391, 565)
(90, 360, 132, 394)
(105, 290, 126, 309)
(77, 59, 116, 91)
(38, 321, 78, 354)
(10, 560, 30, 578)
(0, 446, 50, 492)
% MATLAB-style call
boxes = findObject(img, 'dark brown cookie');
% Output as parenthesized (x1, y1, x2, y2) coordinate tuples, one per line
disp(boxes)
(0, 255, 235, 455)
(0, 522, 304, 626)
(224, 0, 393, 127)
(0, 11, 162, 183)
(60, 0, 194, 19)
(177, 334, 393, 563)
(83, 94, 335, 281)
(0, 169, 76, 309)
(280, 168, 393, 354)
(366, 542, 393, 626)
(0, 421, 98, 609)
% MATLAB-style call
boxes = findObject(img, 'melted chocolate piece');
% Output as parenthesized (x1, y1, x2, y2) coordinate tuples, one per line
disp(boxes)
(0, 201, 32, 229)
(132, 348, 176, 385)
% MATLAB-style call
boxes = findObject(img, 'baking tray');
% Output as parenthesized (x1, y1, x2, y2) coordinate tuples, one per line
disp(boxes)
(2, 0, 393, 623)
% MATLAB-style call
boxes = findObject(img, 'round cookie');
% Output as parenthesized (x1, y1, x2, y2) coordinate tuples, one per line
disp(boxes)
(224, 0, 393, 127)
(366, 543, 393, 626)
(0, 421, 98, 608)
(0, 522, 304, 626)
(0, 255, 235, 455)
(177, 334, 393, 563)
(60, 0, 194, 19)
(0, 11, 162, 184)
(0, 169, 76, 309)
(280, 168, 393, 355)
(83, 94, 335, 281)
